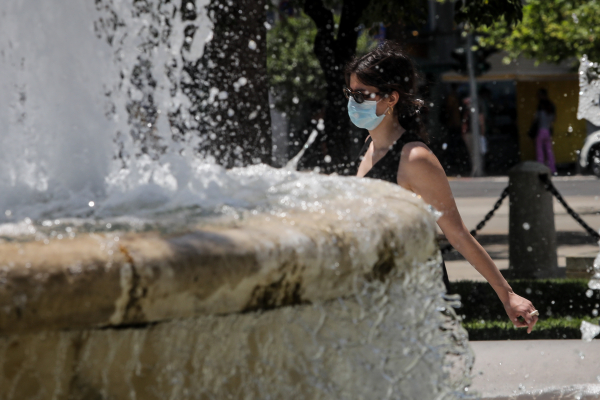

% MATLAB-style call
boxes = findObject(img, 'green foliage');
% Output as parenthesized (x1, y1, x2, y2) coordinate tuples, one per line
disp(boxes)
(450, 279, 600, 321)
(307, 0, 520, 34)
(451, 279, 600, 340)
(266, 12, 379, 117)
(267, 12, 327, 118)
(360, 0, 426, 34)
(478, 0, 600, 64)
(266, 0, 526, 118)
(464, 317, 596, 340)
(452, 0, 522, 29)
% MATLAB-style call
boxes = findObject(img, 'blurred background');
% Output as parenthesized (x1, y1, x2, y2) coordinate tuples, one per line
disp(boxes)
(265, 0, 599, 177)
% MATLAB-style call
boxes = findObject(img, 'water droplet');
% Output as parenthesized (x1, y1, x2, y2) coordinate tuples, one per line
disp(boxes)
(324, 155, 331, 163)
(580, 321, 600, 342)
(248, 40, 257, 50)
(4, 210, 11, 217)
(292, 97, 299, 104)
(317, 119, 325, 131)
(88, 201, 95, 207)
(527, 246, 532, 252)
(587, 289, 594, 298)
(522, 222, 530, 230)
(442, 143, 448, 150)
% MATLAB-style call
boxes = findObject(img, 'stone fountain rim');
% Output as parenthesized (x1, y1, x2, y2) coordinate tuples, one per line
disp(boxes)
(0, 191, 440, 336)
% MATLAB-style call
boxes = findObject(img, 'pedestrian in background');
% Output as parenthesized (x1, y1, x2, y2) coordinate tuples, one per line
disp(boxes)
(533, 88, 557, 174)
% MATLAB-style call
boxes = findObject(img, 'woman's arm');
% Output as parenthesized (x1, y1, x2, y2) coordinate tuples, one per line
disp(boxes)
(397, 143, 539, 333)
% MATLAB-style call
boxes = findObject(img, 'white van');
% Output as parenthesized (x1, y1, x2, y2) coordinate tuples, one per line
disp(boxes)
(580, 129, 600, 177)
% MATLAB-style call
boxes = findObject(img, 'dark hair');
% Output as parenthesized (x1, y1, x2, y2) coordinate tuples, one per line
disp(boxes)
(537, 88, 555, 114)
(344, 41, 427, 142)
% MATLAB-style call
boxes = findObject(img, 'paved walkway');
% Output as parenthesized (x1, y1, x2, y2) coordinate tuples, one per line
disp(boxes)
(444, 177, 599, 282)
(470, 340, 600, 399)
(444, 177, 600, 398)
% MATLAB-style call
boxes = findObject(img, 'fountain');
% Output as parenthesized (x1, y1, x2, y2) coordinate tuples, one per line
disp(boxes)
(0, 1, 472, 398)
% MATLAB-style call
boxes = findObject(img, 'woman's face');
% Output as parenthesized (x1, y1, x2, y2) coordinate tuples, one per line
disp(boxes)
(349, 74, 395, 117)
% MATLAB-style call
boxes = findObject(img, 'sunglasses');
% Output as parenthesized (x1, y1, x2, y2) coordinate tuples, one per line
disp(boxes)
(343, 86, 386, 104)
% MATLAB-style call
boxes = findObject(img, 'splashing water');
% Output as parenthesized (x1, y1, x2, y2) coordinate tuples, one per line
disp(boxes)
(581, 321, 600, 342)
(587, 249, 600, 291)
(0, 1, 477, 399)
(578, 55, 600, 126)
(580, 242, 600, 341)
(0, 0, 215, 227)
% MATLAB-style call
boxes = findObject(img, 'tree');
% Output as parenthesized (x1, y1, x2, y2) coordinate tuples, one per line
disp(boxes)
(478, 0, 600, 64)
(267, 11, 327, 120)
(272, 0, 522, 173)
(186, 0, 272, 168)
(266, 11, 377, 167)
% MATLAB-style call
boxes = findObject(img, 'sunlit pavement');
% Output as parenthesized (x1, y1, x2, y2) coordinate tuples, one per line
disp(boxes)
(444, 176, 600, 282)
(443, 177, 600, 398)
(470, 340, 600, 399)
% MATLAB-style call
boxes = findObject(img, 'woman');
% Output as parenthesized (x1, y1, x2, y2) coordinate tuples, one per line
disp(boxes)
(534, 89, 557, 174)
(345, 42, 538, 333)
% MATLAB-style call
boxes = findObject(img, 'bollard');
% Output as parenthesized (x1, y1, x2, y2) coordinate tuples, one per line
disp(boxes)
(507, 162, 561, 278)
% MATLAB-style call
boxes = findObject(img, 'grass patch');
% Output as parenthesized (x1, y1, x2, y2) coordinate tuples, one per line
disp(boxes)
(448, 279, 600, 340)
(463, 317, 597, 340)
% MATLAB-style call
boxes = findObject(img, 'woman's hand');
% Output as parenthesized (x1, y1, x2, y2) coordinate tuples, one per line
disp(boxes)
(503, 291, 539, 334)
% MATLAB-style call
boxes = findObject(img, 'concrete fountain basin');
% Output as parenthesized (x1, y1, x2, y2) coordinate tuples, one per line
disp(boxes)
(0, 184, 472, 399)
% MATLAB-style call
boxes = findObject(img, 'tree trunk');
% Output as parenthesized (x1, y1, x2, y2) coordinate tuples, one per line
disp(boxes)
(190, 0, 272, 168)
(304, 0, 371, 174)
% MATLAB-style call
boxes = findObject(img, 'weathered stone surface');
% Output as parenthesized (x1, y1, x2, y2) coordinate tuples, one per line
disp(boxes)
(0, 278, 469, 400)
(0, 185, 474, 399)
(0, 192, 438, 335)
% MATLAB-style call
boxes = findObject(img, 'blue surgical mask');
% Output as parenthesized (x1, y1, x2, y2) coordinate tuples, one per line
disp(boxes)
(347, 97, 389, 130)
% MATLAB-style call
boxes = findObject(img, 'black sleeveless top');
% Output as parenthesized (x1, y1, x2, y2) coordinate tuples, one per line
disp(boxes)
(352, 132, 451, 290)
(354, 131, 424, 183)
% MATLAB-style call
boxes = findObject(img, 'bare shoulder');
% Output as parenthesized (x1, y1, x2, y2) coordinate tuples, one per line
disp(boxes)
(396, 141, 444, 190)
(401, 141, 439, 165)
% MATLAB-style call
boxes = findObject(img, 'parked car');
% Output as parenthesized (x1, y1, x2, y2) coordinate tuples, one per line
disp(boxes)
(580, 129, 600, 177)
